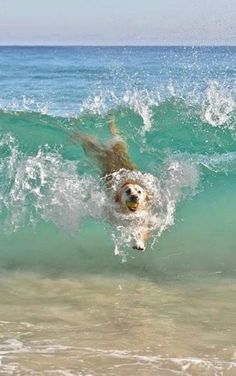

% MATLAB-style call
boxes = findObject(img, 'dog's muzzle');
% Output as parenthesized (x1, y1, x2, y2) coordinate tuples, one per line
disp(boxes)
(126, 196, 139, 211)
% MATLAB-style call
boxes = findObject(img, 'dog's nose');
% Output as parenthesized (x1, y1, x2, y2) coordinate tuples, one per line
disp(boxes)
(130, 195, 138, 202)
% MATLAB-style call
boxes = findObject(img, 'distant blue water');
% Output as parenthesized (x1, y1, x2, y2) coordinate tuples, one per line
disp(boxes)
(0, 46, 235, 276)
(0, 46, 235, 115)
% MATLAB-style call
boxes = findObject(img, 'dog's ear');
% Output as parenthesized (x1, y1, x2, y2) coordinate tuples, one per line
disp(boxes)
(115, 191, 120, 203)
(145, 192, 149, 202)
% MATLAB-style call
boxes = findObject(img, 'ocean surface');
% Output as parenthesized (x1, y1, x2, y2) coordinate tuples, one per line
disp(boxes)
(0, 46, 235, 375)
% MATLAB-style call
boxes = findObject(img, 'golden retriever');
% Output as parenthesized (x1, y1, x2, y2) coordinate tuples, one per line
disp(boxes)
(73, 120, 150, 251)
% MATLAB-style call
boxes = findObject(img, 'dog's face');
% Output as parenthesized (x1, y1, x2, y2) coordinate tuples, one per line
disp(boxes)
(116, 183, 148, 213)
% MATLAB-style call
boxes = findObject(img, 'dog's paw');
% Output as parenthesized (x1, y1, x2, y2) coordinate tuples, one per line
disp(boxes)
(133, 240, 145, 252)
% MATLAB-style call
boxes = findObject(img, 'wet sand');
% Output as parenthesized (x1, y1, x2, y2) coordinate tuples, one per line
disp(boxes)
(0, 272, 235, 375)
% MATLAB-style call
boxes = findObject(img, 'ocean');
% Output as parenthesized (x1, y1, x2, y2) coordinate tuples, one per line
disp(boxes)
(0, 46, 235, 375)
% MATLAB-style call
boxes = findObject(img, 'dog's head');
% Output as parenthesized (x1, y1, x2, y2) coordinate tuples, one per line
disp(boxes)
(115, 182, 148, 212)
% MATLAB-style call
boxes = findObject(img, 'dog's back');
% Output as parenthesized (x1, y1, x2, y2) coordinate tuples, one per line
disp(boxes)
(102, 138, 136, 176)
(74, 131, 136, 177)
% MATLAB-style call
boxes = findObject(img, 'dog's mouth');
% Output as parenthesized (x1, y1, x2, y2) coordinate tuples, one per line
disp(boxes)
(126, 201, 139, 212)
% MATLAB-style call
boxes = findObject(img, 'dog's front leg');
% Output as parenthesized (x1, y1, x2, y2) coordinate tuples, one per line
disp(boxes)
(133, 228, 149, 252)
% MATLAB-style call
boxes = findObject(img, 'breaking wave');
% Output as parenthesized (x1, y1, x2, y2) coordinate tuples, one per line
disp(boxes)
(0, 87, 235, 260)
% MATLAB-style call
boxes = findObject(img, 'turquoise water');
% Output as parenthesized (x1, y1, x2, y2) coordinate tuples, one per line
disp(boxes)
(0, 47, 235, 374)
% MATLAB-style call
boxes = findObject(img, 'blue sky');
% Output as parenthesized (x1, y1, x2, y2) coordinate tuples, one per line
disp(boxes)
(0, 0, 235, 45)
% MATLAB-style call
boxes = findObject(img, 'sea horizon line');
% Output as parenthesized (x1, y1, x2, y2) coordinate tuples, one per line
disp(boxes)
(0, 44, 235, 48)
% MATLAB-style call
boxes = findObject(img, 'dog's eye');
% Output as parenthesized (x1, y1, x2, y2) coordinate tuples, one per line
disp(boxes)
(126, 188, 131, 195)
(138, 190, 142, 194)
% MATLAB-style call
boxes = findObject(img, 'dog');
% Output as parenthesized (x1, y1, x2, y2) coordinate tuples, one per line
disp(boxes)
(73, 120, 150, 251)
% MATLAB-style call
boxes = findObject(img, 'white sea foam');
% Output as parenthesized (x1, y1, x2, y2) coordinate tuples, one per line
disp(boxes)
(78, 82, 235, 137)
(202, 81, 235, 127)
(0, 133, 200, 256)
(0, 80, 235, 135)
(78, 347, 236, 375)
(0, 95, 49, 115)
(173, 151, 236, 174)
(80, 88, 160, 134)
(198, 151, 236, 173)
(0, 134, 105, 234)
(123, 89, 159, 134)
(0, 339, 235, 375)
